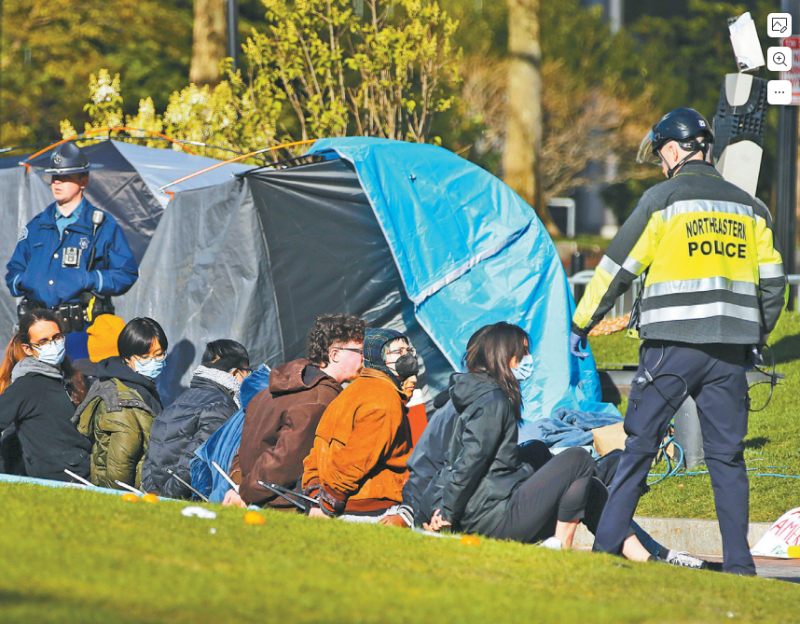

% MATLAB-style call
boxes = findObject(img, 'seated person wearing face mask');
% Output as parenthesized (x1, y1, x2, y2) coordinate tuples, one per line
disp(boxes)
(302, 328, 419, 520)
(76, 317, 168, 490)
(141, 340, 251, 499)
(0, 309, 91, 480)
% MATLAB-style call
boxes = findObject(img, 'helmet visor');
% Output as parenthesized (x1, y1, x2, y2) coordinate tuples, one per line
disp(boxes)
(636, 129, 662, 165)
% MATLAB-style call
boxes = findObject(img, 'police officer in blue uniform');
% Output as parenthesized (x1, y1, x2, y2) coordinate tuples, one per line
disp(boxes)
(6, 142, 138, 359)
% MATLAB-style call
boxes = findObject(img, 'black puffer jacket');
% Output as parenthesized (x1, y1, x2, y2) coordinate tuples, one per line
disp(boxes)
(0, 358, 91, 481)
(141, 373, 238, 498)
(421, 372, 532, 535)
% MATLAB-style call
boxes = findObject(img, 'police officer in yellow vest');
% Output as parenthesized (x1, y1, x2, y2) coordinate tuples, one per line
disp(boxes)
(570, 108, 785, 576)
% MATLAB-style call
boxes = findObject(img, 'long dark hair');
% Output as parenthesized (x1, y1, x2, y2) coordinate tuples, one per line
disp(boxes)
(12, 309, 87, 405)
(464, 322, 529, 422)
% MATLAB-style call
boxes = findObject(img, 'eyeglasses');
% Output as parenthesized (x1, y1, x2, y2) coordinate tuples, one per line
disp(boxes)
(135, 353, 166, 363)
(332, 347, 363, 355)
(386, 346, 416, 358)
(28, 333, 65, 349)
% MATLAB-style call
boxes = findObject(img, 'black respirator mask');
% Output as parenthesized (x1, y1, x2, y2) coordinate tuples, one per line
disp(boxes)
(392, 353, 420, 381)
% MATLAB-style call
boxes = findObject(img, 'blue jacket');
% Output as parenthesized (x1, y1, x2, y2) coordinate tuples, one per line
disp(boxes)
(191, 366, 271, 503)
(5, 199, 138, 308)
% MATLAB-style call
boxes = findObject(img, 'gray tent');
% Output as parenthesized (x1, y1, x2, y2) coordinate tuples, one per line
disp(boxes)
(119, 156, 451, 404)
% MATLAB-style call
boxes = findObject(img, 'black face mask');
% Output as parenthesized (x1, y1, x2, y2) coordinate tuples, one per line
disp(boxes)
(393, 353, 419, 380)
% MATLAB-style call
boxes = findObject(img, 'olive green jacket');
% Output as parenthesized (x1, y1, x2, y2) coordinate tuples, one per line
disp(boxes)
(76, 378, 155, 490)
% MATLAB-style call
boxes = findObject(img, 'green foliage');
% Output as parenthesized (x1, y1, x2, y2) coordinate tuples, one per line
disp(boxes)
(62, 0, 462, 159)
(0, 0, 192, 147)
(629, 0, 759, 115)
(1, 482, 798, 623)
(589, 311, 800, 523)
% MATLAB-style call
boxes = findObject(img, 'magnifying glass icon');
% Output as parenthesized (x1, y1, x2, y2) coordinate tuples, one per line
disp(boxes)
(774, 52, 788, 67)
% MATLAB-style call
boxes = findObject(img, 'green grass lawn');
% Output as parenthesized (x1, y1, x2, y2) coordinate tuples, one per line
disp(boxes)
(589, 311, 800, 523)
(0, 482, 797, 624)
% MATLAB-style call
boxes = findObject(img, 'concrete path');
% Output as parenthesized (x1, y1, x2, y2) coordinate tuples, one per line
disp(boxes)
(574, 517, 800, 583)
(703, 556, 800, 583)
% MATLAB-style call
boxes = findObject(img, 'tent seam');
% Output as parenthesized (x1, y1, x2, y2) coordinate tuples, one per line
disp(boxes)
(410, 223, 532, 305)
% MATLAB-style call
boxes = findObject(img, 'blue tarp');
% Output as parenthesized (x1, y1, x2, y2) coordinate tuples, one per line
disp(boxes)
(191, 365, 271, 502)
(308, 138, 620, 439)
(524, 408, 623, 449)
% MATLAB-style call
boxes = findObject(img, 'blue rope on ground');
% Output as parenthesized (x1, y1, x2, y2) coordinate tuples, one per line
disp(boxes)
(646, 431, 800, 482)
(646, 435, 685, 485)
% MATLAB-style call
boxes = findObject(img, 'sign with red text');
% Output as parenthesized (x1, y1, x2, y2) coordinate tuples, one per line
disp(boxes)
(779, 36, 800, 104)
(751, 507, 800, 558)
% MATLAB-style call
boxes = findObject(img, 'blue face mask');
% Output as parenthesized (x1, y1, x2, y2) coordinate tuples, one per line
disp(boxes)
(134, 356, 166, 380)
(34, 338, 66, 367)
(512, 354, 534, 382)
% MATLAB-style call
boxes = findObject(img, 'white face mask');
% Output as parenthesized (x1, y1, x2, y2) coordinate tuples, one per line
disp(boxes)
(34, 338, 66, 367)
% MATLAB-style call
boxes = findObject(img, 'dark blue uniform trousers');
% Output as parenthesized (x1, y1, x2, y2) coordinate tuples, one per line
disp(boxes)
(592, 341, 755, 576)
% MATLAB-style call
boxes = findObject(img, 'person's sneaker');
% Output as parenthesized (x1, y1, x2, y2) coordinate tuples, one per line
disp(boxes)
(665, 550, 708, 569)
(538, 537, 563, 550)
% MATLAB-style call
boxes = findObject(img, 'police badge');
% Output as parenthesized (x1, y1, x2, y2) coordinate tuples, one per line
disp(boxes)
(79, 236, 90, 250)
(18, 226, 28, 242)
(53, 152, 62, 165)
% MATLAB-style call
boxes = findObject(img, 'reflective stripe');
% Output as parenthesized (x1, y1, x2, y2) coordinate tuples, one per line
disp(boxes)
(95, 270, 103, 293)
(759, 263, 785, 279)
(622, 256, 646, 276)
(598, 255, 621, 278)
(641, 301, 761, 325)
(11, 274, 20, 296)
(660, 199, 754, 222)
(644, 277, 758, 298)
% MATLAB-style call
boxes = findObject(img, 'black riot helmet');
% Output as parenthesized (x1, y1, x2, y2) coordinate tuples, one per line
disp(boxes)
(637, 108, 714, 177)
(36, 142, 104, 176)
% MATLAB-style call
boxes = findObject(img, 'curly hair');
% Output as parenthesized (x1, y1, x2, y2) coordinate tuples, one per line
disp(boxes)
(306, 314, 366, 367)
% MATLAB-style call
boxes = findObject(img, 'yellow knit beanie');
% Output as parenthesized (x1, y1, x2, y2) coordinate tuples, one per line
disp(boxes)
(87, 314, 126, 363)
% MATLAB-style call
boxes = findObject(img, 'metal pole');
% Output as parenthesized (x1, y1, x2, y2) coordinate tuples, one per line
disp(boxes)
(226, 0, 239, 71)
(775, 0, 799, 310)
(607, 0, 623, 33)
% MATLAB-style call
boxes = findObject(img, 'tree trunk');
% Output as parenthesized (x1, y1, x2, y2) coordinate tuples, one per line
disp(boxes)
(190, 0, 227, 86)
(504, 0, 557, 234)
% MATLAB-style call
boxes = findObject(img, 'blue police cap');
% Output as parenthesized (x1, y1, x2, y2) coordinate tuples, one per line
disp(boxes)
(36, 142, 103, 175)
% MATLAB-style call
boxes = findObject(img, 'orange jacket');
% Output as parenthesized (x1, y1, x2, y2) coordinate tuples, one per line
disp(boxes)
(302, 368, 413, 514)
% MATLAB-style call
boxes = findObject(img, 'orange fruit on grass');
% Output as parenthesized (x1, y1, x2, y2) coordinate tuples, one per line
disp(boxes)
(142, 493, 159, 504)
(460, 535, 481, 546)
(121, 493, 139, 502)
(244, 511, 266, 525)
